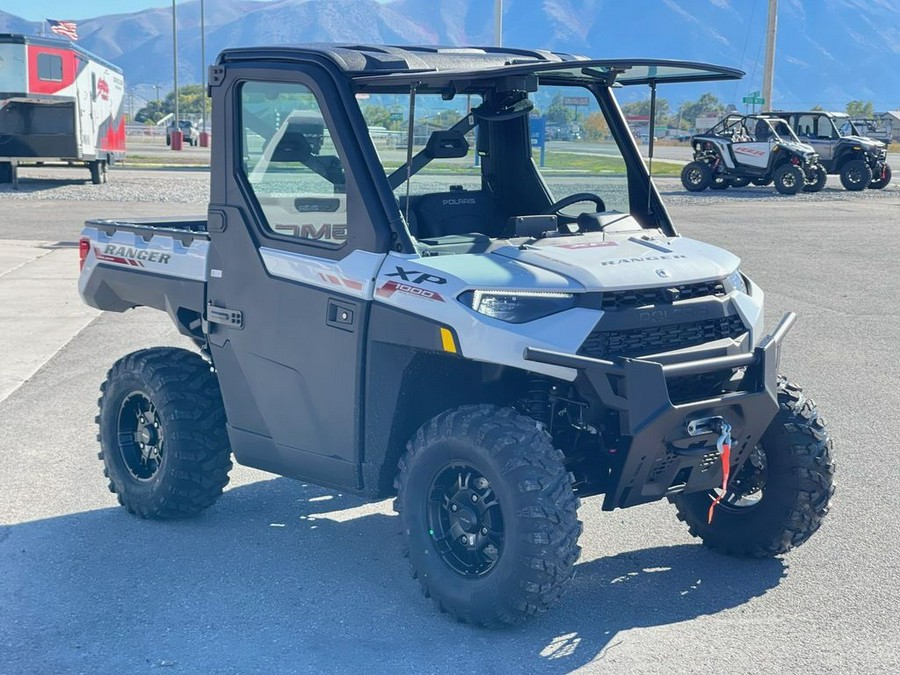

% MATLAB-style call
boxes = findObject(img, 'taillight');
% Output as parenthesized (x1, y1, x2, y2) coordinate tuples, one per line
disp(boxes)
(79, 238, 90, 271)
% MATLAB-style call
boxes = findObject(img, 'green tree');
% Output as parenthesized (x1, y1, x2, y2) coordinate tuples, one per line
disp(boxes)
(545, 93, 575, 126)
(621, 97, 670, 123)
(135, 84, 209, 122)
(846, 100, 874, 117)
(676, 93, 725, 129)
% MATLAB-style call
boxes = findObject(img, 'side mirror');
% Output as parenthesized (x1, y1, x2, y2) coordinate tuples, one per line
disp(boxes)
(425, 130, 469, 159)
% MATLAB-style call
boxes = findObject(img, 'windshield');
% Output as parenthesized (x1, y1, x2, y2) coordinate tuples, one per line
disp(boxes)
(358, 80, 656, 242)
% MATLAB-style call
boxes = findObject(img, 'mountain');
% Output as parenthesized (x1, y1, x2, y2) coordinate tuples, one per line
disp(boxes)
(5, 0, 899, 111)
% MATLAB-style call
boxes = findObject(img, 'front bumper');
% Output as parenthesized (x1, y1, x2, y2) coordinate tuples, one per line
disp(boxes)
(524, 312, 796, 510)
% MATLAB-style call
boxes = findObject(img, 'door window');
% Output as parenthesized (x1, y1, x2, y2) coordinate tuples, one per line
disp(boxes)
(240, 81, 349, 247)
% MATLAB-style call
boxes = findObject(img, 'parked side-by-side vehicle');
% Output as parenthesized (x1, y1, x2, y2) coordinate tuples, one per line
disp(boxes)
(77, 45, 834, 627)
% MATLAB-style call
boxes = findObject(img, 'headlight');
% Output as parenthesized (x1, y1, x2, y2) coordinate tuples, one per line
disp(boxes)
(459, 290, 576, 323)
(724, 269, 748, 295)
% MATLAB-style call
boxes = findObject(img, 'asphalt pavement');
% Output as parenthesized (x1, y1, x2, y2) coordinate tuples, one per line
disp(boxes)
(1, 166, 898, 674)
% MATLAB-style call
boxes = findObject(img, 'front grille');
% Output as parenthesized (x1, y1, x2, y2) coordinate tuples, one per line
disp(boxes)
(600, 280, 726, 311)
(578, 315, 746, 360)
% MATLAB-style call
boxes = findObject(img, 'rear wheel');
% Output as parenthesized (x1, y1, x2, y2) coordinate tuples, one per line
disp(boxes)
(681, 161, 712, 191)
(773, 164, 804, 195)
(97, 347, 233, 519)
(671, 378, 834, 557)
(869, 163, 891, 189)
(840, 158, 872, 191)
(395, 405, 582, 627)
(803, 165, 827, 192)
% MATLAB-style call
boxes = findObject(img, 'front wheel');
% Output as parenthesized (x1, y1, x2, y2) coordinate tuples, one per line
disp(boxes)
(671, 378, 834, 557)
(681, 161, 712, 191)
(869, 163, 891, 189)
(395, 405, 582, 627)
(773, 164, 804, 195)
(803, 165, 827, 192)
(97, 348, 233, 519)
(840, 158, 872, 191)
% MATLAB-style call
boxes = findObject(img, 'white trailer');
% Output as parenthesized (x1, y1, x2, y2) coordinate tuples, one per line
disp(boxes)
(0, 33, 125, 184)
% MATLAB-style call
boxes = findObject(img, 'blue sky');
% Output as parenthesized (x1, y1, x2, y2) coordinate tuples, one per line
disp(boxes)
(4, 0, 391, 22)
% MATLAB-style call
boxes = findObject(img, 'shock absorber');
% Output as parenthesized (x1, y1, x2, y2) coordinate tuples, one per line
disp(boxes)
(522, 376, 552, 426)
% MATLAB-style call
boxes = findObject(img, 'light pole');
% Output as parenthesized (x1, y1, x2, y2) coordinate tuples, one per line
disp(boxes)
(199, 0, 210, 146)
(171, 0, 181, 150)
(153, 84, 162, 121)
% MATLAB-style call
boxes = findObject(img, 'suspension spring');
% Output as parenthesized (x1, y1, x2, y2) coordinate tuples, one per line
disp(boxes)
(522, 376, 552, 426)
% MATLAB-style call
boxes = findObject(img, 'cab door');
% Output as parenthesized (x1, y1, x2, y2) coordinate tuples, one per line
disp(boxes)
(205, 68, 391, 490)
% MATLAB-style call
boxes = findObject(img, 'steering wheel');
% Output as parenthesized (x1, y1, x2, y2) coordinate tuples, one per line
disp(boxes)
(542, 193, 606, 217)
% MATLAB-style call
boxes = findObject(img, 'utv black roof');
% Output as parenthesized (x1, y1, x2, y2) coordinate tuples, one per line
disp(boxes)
(217, 44, 742, 88)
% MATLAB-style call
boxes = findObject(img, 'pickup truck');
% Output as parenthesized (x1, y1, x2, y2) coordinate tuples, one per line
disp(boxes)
(78, 44, 834, 627)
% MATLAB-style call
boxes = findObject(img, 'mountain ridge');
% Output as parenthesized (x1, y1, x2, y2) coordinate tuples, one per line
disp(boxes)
(3, 0, 898, 111)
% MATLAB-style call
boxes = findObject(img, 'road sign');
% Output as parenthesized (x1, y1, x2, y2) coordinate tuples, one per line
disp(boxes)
(742, 96, 765, 105)
(529, 117, 546, 166)
(389, 112, 403, 121)
(563, 96, 590, 107)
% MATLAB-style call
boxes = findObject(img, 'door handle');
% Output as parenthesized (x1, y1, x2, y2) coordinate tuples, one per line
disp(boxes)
(207, 303, 243, 329)
(327, 299, 356, 332)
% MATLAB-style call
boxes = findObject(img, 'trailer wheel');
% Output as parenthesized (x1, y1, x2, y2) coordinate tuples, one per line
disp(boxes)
(395, 405, 582, 627)
(0, 162, 12, 184)
(90, 160, 108, 185)
(97, 347, 233, 519)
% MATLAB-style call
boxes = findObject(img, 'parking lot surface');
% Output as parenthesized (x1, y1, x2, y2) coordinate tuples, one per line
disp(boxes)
(1, 166, 898, 673)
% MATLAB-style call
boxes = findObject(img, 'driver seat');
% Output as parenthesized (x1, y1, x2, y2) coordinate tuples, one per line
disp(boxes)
(409, 189, 507, 239)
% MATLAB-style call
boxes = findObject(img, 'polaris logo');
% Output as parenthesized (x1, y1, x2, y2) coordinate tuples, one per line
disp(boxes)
(442, 198, 476, 206)
(600, 255, 687, 266)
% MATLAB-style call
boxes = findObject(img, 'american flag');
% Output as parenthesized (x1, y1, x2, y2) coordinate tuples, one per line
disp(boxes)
(47, 19, 78, 41)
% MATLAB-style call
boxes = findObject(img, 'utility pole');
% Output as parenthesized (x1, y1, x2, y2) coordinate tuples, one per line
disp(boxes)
(495, 0, 502, 47)
(172, 0, 180, 149)
(200, 0, 207, 134)
(761, 0, 777, 112)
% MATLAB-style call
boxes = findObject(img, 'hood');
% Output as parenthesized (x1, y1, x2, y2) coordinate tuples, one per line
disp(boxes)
(842, 135, 885, 151)
(491, 234, 740, 291)
(781, 139, 816, 155)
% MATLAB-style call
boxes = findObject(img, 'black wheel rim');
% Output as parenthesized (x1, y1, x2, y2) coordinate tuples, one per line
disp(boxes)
(847, 169, 863, 185)
(713, 445, 768, 511)
(687, 168, 703, 185)
(117, 392, 164, 481)
(427, 463, 504, 578)
(781, 170, 797, 188)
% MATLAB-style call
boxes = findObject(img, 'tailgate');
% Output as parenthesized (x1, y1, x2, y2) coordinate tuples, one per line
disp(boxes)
(78, 219, 209, 341)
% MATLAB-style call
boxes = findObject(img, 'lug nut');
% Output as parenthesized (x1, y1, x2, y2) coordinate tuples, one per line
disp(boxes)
(450, 503, 458, 512)
(139, 442, 145, 449)
(471, 494, 478, 502)
(481, 527, 488, 535)
(460, 535, 468, 544)
(154, 422, 160, 428)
